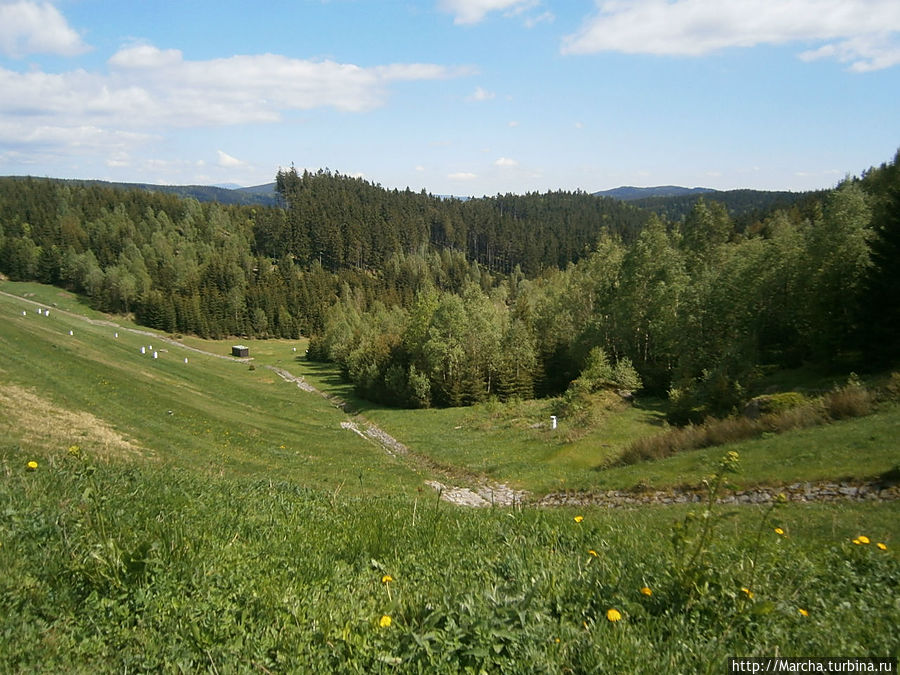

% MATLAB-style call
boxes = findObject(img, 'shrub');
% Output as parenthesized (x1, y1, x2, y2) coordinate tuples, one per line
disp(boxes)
(760, 404, 825, 434)
(883, 372, 900, 401)
(757, 392, 808, 415)
(823, 375, 873, 420)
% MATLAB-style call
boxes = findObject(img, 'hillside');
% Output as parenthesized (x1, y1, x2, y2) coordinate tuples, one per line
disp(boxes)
(593, 185, 716, 200)
(1, 279, 898, 671)
(0, 176, 280, 207)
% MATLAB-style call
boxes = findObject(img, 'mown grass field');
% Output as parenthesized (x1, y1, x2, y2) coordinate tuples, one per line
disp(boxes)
(1, 281, 898, 672)
(0, 282, 420, 495)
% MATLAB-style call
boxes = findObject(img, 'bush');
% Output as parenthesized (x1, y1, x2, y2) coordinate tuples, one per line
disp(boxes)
(823, 375, 873, 420)
(625, 377, 879, 465)
(572, 347, 643, 394)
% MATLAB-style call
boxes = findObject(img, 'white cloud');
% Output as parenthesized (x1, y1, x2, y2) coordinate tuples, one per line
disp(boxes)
(562, 0, 900, 71)
(0, 0, 89, 57)
(523, 10, 554, 28)
(448, 171, 478, 180)
(0, 43, 468, 161)
(217, 150, 244, 168)
(439, 0, 538, 25)
(494, 157, 518, 167)
(467, 86, 495, 101)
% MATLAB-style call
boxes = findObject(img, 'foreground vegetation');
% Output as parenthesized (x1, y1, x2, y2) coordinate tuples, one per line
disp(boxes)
(2, 449, 897, 673)
(2, 280, 898, 671)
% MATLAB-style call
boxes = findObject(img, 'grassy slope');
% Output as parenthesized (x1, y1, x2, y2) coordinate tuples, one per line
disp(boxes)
(1, 281, 898, 671)
(294, 354, 900, 494)
(0, 282, 421, 496)
(58, 287, 896, 496)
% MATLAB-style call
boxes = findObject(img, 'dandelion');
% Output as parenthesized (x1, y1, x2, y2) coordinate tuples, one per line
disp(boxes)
(606, 608, 622, 622)
(774, 527, 785, 536)
(876, 542, 888, 551)
(381, 575, 394, 584)
(852, 538, 862, 545)
(740, 587, 754, 599)
(857, 535, 870, 545)
(573, 515, 584, 523)
(798, 608, 809, 617)
(26, 461, 38, 471)
(588, 549, 598, 557)
(640, 586, 652, 597)
(379, 615, 392, 628)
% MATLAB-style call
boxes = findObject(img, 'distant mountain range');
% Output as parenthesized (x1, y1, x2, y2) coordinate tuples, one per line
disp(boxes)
(4, 175, 818, 226)
(594, 184, 820, 225)
(593, 185, 717, 200)
(0, 177, 282, 207)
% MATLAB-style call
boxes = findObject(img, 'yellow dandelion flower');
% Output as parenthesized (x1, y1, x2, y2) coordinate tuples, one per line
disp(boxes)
(573, 515, 584, 523)
(606, 608, 622, 622)
(379, 615, 392, 628)
(857, 535, 870, 545)
(852, 538, 862, 545)
(740, 587, 754, 599)
(26, 461, 38, 471)
(798, 608, 809, 617)
(640, 586, 652, 596)
(876, 542, 887, 551)
(588, 549, 598, 557)
(381, 575, 394, 584)
(774, 527, 785, 536)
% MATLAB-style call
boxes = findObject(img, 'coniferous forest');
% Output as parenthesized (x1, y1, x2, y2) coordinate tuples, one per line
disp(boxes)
(1, 150, 898, 413)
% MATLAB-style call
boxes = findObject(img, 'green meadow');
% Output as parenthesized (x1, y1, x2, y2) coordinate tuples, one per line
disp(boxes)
(1, 281, 898, 672)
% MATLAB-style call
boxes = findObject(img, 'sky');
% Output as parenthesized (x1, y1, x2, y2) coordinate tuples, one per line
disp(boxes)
(0, 0, 898, 195)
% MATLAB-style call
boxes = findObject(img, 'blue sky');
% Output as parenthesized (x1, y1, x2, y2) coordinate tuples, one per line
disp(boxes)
(1, 0, 898, 195)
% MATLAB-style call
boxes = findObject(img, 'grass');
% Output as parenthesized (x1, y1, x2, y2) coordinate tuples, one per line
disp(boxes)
(2, 451, 897, 672)
(1, 281, 898, 671)
(0, 282, 420, 496)
(592, 404, 900, 490)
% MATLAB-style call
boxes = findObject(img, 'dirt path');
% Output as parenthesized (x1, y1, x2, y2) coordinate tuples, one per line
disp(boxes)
(267, 365, 527, 506)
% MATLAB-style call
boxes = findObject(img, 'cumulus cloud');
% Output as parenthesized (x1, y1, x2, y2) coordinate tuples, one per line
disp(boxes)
(0, 0, 89, 57)
(439, 0, 540, 25)
(448, 171, 478, 180)
(0, 43, 469, 159)
(562, 0, 900, 71)
(494, 157, 518, 167)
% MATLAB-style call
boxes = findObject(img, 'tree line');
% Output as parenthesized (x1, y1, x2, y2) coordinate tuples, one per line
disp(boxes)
(1, 151, 898, 414)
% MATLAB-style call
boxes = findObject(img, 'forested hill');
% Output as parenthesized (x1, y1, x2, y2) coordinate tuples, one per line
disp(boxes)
(2, 151, 897, 410)
(271, 168, 651, 274)
(628, 188, 823, 227)
(0, 176, 280, 208)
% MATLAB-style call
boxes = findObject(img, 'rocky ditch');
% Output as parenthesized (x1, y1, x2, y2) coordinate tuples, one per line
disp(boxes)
(536, 480, 900, 508)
